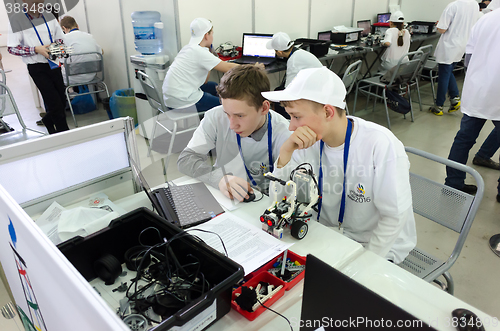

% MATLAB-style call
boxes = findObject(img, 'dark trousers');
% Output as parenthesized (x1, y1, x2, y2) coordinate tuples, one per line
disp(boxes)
(445, 114, 500, 194)
(28, 63, 69, 134)
(436, 62, 459, 107)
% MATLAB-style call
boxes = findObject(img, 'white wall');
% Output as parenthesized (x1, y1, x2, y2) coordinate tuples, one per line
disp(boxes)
(401, 0, 451, 22)
(0, 2, 9, 46)
(311, 0, 354, 39)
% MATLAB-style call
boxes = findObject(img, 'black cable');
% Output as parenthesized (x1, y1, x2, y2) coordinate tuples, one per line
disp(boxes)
(256, 298, 293, 331)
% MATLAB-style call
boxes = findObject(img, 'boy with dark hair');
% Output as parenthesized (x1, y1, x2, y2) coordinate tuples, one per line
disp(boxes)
(177, 65, 291, 201)
(264, 67, 416, 263)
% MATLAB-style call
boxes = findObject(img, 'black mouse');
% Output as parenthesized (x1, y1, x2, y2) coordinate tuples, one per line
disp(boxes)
(243, 192, 255, 202)
(451, 308, 485, 331)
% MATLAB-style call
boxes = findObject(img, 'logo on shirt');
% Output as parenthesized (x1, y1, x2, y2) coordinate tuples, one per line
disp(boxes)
(348, 183, 371, 203)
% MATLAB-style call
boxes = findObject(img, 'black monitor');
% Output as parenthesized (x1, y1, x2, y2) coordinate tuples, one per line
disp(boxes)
(357, 20, 371, 37)
(317, 31, 332, 41)
(300, 254, 437, 330)
(377, 12, 391, 23)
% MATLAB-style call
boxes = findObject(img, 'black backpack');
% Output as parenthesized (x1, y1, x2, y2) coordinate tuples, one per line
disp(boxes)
(385, 88, 411, 115)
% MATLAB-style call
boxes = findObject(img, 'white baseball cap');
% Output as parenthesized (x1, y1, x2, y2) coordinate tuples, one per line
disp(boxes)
(266, 32, 294, 51)
(389, 11, 405, 23)
(189, 18, 212, 45)
(262, 67, 346, 109)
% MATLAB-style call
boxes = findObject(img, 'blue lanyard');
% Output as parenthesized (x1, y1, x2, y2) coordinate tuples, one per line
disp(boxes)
(317, 119, 353, 227)
(236, 113, 273, 186)
(25, 13, 53, 45)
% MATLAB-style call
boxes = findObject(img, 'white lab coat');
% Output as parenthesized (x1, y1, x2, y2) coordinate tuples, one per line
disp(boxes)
(434, 0, 480, 64)
(461, 8, 500, 121)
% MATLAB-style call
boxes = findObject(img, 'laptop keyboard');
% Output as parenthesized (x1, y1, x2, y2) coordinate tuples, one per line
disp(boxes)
(163, 185, 210, 227)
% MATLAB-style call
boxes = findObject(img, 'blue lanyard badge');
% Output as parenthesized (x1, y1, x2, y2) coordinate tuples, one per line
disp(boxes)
(236, 112, 273, 186)
(317, 119, 353, 228)
(25, 13, 53, 45)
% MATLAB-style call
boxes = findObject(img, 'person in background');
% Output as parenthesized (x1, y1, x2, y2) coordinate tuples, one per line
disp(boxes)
(177, 65, 291, 201)
(7, 0, 69, 134)
(445, 8, 500, 199)
(378, 11, 411, 73)
(429, 0, 480, 116)
(59, 16, 103, 89)
(265, 67, 416, 264)
(265, 32, 322, 119)
(162, 18, 238, 112)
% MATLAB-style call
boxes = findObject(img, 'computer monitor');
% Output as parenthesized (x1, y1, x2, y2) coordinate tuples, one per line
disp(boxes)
(300, 254, 437, 330)
(317, 31, 332, 41)
(377, 12, 391, 23)
(241, 33, 275, 58)
(357, 20, 371, 37)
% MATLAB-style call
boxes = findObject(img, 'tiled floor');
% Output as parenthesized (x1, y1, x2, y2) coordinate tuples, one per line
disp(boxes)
(1, 45, 500, 330)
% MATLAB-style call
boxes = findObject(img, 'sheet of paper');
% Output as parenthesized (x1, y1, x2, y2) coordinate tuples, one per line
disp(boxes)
(35, 201, 65, 245)
(191, 213, 293, 275)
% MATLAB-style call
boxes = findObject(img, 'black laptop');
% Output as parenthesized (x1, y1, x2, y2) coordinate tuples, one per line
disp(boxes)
(232, 33, 276, 66)
(300, 254, 437, 330)
(130, 160, 224, 229)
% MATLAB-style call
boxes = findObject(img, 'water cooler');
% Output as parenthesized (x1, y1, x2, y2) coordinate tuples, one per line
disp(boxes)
(130, 11, 170, 139)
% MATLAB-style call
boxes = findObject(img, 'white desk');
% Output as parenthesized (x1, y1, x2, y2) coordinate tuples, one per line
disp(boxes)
(110, 179, 498, 330)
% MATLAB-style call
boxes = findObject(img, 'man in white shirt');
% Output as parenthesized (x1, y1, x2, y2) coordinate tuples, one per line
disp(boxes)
(59, 16, 102, 87)
(162, 18, 238, 112)
(177, 65, 291, 201)
(266, 32, 323, 119)
(429, 0, 480, 116)
(263, 67, 416, 264)
(445, 9, 500, 202)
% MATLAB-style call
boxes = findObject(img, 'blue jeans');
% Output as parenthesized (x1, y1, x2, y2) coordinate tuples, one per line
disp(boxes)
(195, 81, 220, 112)
(445, 114, 500, 194)
(476, 126, 500, 160)
(436, 63, 459, 107)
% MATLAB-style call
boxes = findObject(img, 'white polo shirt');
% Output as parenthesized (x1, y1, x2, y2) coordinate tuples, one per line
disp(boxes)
(62, 30, 102, 85)
(286, 49, 323, 87)
(162, 44, 221, 109)
(7, 12, 64, 65)
(461, 8, 500, 121)
(434, 0, 480, 64)
(379, 28, 411, 72)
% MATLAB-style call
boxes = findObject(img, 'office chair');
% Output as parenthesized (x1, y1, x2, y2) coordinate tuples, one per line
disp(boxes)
(64, 52, 110, 127)
(399, 147, 484, 295)
(352, 50, 424, 130)
(342, 60, 362, 115)
(137, 71, 206, 175)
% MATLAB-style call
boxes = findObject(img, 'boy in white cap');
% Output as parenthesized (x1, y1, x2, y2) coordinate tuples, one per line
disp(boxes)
(263, 67, 416, 263)
(429, 0, 480, 116)
(177, 65, 291, 201)
(266, 32, 322, 118)
(162, 18, 238, 112)
(379, 11, 411, 73)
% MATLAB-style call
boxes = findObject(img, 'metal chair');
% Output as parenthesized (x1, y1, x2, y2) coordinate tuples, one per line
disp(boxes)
(342, 60, 362, 115)
(137, 71, 206, 174)
(352, 50, 424, 130)
(399, 147, 484, 295)
(420, 52, 439, 104)
(64, 52, 110, 127)
(408, 45, 433, 112)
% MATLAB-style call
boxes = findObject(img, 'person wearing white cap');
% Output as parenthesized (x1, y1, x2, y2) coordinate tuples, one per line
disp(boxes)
(378, 11, 410, 73)
(162, 18, 238, 111)
(265, 32, 322, 119)
(429, 0, 480, 116)
(177, 65, 291, 201)
(262, 67, 416, 264)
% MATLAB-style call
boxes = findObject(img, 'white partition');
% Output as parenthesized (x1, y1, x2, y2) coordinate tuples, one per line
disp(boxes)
(353, 0, 390, 25)
(177, 0, 253, 48)
(401, 0, 449, 22)
(255, 0, 309, 39)
(311, 0, 354, 39)
(65, 0, 89, 33)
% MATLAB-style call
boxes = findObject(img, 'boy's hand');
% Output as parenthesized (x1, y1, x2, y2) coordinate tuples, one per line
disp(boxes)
(35, 45, 50, 59)
(218, 175, 253, 201)
(277, 126, 320, 168)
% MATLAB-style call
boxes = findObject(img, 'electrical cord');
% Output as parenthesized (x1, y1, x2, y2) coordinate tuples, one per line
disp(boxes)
(256, 298, 293, 331)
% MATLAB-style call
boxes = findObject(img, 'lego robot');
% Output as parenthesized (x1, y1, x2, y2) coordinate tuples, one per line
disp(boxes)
(260, 166, 319, 240)
(48, 41, 73, 61)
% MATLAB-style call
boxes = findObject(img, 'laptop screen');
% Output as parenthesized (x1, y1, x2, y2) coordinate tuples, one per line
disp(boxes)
(317, 31, 331, 41)
(377, 12, 391, 23)
(300, 254, 437, 330)
(242, 33, 276, 58)
(357, 20, 371, 37)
